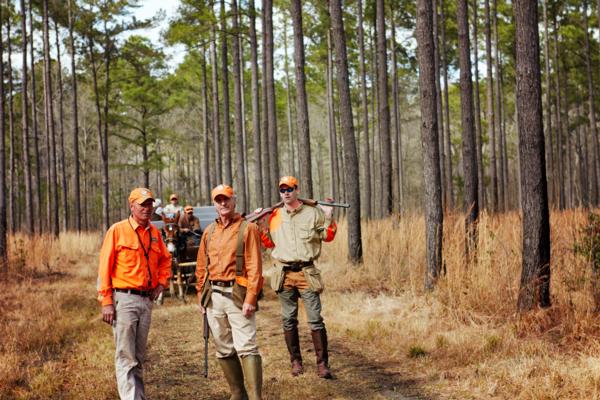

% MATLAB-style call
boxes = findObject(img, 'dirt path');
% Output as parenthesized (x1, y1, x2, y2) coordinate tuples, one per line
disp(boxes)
(144, 290, 430, 399)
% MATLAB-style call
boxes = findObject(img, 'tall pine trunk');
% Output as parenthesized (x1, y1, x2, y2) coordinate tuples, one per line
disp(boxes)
(376, 0, 392, 215)
(433, 0, 446, 210)
(514, 0, 551, 311)
(440, 0, 453, 209)
(417, 0, 444, 289)
(551, 13, 564, 209)
(457, 0, 479, 256)
(472, 0, 485, 210)
(542, 0, 555, 206)
(583, 0, 599, 206)
(492, 0, 505, 212)
(55, 21, 68, 231)
(29, 0, 41, 228)
(201, 47, 211, 202)
(67, 0, 81, 232)
(484, 0, 497, 212)
(264, 0, 279, 199)
(20, 0, 33, 233)
(357, 0, 371, 219)
(290, 0, 312, 198)
(329, 0, 362, 263)
(210, 24, 222, 183)
(283, 19, 296, 177)
(248, 0, 262, 208)
(326, 30, 339, 200)
(6, 10, 16, 233)
(260, 3, 270, 204)
(391, 5, 404, 213)
(0, 5, 7, 272)
(220, 0, 232, 185)
(231, 0, 246, 211)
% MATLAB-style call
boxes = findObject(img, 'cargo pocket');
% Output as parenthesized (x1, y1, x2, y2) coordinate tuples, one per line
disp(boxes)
(303, 266, 324, 294)
(270, 264, 285, 292)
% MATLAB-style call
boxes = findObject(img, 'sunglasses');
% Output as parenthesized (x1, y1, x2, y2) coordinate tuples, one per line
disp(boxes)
(279, 187, 295, 193)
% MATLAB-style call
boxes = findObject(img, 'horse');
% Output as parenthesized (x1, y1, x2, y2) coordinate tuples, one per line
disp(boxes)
(159, 211, 187, 302)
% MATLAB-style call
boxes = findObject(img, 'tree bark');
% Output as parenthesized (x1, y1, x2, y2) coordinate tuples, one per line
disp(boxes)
(290, 0, 312, 198)
(492, 0, 505, 212)
(484, 0, 497, 212)
(416, 0, 444, 289)
(514, 0, 551, 311)
(551, 13, 564, 209)
(231, 0, 246, 211)
(326, 30, 339, 201)
(375, 0, 392, 215)
(458, 0, 479, 256)
(248, 0, 263, 208)
(0, 5, 7, 272)
(20, 0, 34, 233)
(6, 10, 16, 233)
(210, 23, 222, 184)
(260, 3, 270, 204)
(283, 18, 296, 177)
(43, 0, 59, 236)
(220, 0, 232, 185)
(29, 0, 41, 228)
(329, 0, 362, 263)
(542, 0, 555, 207)
(472, 0, 485, 210)
(264, 0, 279, 199)
(433, 0, 446, 210)
(577, 100, 590, 207)
(583, 0, 599, 206)
(67, 0, 81, 232)
(440, 0, 453, 209)
(54, 20, 68, 231)
(357, 0, 371, 219)
(201, 47, 211, 203)
(391, 4, 404, 213)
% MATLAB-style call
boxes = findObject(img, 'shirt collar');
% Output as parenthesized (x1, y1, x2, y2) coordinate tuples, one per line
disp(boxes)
(129, 216, 150, 231)
(215, 212, 242, 228)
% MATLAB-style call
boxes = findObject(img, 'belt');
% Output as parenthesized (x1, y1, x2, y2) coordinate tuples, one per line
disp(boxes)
(210, 280, 235, 287)
(282, 261, 313, 272)
(114, 288, 151, 297)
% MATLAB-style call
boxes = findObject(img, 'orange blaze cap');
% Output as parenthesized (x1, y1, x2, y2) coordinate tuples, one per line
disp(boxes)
(128, 188, 155, 205)
(278, 176, 299, 188)
(184, 205, 194, 213)
(211, 184, 235, 201)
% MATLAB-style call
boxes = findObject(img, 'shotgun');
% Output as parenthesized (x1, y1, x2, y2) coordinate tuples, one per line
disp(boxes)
(203, 312, 209, 378)
(245, 199, 350, 223)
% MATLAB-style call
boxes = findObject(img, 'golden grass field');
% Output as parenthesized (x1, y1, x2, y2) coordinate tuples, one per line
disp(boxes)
(1, 210, 600, 399)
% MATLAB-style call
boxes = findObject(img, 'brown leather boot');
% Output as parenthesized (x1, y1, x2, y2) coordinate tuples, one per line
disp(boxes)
(311, 329, 333, 379)
(283, 328, 304, 376)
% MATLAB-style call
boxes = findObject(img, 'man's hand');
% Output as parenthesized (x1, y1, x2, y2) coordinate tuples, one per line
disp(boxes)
(198, 304, 206, 314)
(102, 304, 115, 325)
(318, 197, 334, 219)
(151, 284, 164, 301)
(242, 302, 256, 318)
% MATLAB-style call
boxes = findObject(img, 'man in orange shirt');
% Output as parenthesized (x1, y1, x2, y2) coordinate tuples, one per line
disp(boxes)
(196, 184, 263, 400)
(97, 187, 171, 400)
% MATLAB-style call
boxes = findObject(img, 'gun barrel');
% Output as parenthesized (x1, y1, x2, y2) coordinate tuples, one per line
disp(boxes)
(317, 200, 351, 208)
(203, 313, 209, 378)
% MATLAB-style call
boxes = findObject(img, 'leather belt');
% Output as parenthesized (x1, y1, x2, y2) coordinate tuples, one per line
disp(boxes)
(282, 261, 313, 272)
(210, 280, 235, 287)
(114, 288, 151, 297)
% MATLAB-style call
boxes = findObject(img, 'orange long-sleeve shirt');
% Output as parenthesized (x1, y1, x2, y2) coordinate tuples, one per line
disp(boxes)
(97, 217, 172, 306)
(195, 213, 263, 306)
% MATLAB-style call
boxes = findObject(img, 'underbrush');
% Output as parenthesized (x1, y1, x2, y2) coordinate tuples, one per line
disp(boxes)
(319, 209, 600, 399)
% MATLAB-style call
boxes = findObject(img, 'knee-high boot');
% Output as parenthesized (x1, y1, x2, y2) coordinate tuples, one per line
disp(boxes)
(240, 354, 263, 400)
(218, 355, 248, 400)
(284, 328, 304, 376)
(311, 329, 333, 379)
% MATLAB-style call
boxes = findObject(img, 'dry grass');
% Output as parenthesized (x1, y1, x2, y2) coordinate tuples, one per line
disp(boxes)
(2, 210, 600, 399)
(319, 209, 600, 399)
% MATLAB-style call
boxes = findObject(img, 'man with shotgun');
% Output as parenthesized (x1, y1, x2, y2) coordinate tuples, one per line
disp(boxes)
(196, 184, 263, 399)
(258, 176, 337, 379)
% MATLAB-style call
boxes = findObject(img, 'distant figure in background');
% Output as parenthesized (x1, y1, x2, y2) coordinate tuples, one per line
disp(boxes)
(163, 193, 183, 217)
(97, 188, 172, 399)
(180, 205, 201, 246)
(151, 198, 163, 221)
(259, 176, 337, 379)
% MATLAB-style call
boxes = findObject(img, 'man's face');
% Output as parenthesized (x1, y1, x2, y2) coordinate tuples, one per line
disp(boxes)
(279, 185, 298, 205)
(171, 198, 178, 205)
(213, 195, 236, 218)
(130, 199, 154, 225)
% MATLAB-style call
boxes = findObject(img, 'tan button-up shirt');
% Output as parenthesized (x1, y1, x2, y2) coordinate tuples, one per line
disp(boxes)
(195, 213, 263, 305)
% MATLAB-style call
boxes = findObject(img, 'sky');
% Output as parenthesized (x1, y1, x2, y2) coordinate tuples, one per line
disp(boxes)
(130, 0, 186, 68)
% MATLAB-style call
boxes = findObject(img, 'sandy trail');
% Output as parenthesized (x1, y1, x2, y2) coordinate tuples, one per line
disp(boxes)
(144, 290, 429, 399)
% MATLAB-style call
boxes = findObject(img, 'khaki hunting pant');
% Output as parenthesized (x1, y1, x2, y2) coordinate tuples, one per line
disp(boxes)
(112, 291, 153, 400)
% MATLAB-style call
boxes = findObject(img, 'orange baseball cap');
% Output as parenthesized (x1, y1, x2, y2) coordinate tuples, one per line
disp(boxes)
(278, 176, 299, 188)
(184, 205, 194, 213)
(129, 188, 155, 205)
(169, 193, 178, 201)
(211, 184, 234, 200)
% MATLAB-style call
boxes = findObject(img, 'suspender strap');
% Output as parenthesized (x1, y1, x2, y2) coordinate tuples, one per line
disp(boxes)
(236, 220, 248, 277)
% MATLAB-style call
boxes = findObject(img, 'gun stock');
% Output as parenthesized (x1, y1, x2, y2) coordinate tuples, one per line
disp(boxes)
(245, 201, 284, 222)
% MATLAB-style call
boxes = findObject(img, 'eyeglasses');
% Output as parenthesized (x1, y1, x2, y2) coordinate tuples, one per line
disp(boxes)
(279, 187, 294, 193)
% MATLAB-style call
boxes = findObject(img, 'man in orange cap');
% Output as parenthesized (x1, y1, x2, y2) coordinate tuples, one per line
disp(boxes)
(260, 176, 337, 379)
(196, 184, 264, 399)
(97, 188, 172, 399)
(163, 193, 183, 217)
(180, 205, 201, 246)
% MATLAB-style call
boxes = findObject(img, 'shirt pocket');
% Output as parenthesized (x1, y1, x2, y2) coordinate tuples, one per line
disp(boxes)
(297, 223, 314, 241)
(116, 241, 139, 266)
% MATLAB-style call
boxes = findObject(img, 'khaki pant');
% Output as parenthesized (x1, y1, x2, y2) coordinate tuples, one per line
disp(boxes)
(112, 291, 153, 400)
(207, 285, 260, 358)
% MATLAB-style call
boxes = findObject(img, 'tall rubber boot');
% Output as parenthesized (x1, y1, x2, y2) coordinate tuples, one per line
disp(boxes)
(283, 328, 304, 376)
(311, 329, 333, 379)
(218, 355, 248, 400)
(241, 355, 263, 400)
